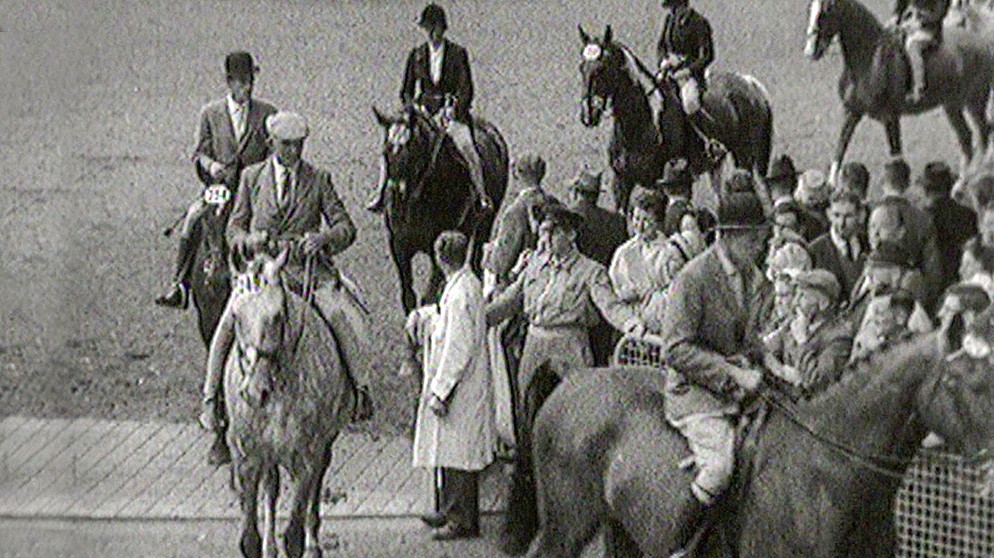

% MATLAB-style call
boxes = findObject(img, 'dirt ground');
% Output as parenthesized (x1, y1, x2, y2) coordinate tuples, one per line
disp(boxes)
(0, 0, 962, 432)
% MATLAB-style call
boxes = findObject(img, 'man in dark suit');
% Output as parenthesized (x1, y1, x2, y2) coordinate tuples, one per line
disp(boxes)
(156, 51, 278, 308)
(567, 169, 630, 366)
(920, 161, 977, 294)
(808, 189, 867, 301)
(367, 3, 488, 212)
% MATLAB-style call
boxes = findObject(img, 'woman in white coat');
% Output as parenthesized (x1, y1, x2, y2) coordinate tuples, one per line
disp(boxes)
(412, 230, 496, 540)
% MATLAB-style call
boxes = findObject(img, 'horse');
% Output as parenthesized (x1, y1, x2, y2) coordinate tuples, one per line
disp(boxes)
(372, 107, 508, 314)
(578, 25, 774, 214)
(188, 201, 231, 350)
(526, 319, 994, 557)
(223, 248, 361, 558)
(804, 0, 994, 184)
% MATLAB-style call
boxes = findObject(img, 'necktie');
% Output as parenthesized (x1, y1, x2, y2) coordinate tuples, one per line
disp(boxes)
(277, 168, 290, 207)
(232, 105, 247, 139)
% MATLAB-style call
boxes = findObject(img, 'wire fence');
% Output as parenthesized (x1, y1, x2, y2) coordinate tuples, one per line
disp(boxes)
(613, 334, 994, 558)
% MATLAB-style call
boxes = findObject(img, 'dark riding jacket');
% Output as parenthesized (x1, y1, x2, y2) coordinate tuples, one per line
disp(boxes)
(401, 39, 474, 122)
(895, 0, 950, 32)
(656, 5, 715, 84)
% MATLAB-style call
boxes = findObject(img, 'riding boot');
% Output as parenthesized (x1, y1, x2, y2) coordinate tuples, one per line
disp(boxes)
(448, 122, 492, 210)
(669, 489, 712, 558)
(155, 232, 197, 309)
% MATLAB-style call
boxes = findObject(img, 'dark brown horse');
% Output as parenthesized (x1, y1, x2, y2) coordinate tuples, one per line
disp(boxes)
(578, 25, 774, 213)
(372, 107, 508, 313)
(188, 201, 231, 350)
(805, 0, 994, 184)
(224, 249, 362, 558)
(526, 320, 994, 557)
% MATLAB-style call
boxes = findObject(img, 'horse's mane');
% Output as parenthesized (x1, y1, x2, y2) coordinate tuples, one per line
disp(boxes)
(615, 43, 652, 94)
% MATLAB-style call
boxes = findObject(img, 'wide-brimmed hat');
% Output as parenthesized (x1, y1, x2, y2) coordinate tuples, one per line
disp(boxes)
(919, 161, 956, 195)
(225, 51, 259, 79)
(718, 171, 769, 229)
(767, 154, 799, 184)
(536, 201, 584, 232)
(266, 112, 309, 141)
(794, 269, 841, 304)
(512, 153, 546, 182)
(418, 3, 448, 29)
(568, 170, 603, 194)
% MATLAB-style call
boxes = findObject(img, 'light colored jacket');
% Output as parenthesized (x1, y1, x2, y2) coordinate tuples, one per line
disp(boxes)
(412, 268, 496, 471)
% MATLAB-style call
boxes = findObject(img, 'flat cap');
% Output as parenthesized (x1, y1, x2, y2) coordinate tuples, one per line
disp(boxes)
(568, 169, 604, 193)
(794, 269, 842, 303)
(266, 111, 309, 141)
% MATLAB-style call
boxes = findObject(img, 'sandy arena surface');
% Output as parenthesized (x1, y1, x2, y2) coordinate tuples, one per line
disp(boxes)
(0, 0, 962, 432)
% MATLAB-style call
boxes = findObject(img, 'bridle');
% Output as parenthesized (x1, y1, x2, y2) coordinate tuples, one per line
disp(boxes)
(385, 112, 447, 207)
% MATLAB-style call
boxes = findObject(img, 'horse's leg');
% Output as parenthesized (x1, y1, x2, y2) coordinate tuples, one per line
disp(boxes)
(390, 243, 416, 314)
(945, 105, 976, 165)
(883, 116, 903, 159)
(235, 459, 263, 558)
(526, 449, 604, 558)
(828, 111, 864, 186)
(302, 441, 335, 558)
(282, 462, 309, 558)
(260, 465, 279, 558)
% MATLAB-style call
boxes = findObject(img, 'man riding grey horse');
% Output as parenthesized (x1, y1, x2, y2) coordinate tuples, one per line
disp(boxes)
(367, 3, 490, 213)
(894, 0, 951, 103)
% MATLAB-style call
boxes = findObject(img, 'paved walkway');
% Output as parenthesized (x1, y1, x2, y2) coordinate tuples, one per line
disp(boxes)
(0, 416, 506, 519)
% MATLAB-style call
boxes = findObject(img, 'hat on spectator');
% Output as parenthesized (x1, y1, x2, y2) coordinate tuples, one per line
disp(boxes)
(569, 169, 604, 194)
(796, 169, 830, 207)
(267, 112, 309, 141)
(867, 240, 913, 268)
(418, 3, 448, 30)
(537, 201, 584, 232)
(794, 269, 841, 304)
(767, 154, 799, 184)
(919, 161, 956, 196)
(225, 51, 259, 79)
(513, 153, 547, 183)
(718, 170, 768, 229)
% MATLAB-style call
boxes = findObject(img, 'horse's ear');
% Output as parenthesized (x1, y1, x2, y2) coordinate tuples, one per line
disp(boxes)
(274, 246, 290, 271)
(941, 313, 966, 355)
(604, 25, 613, 45)
(578, 24, 591, 44)
(372, 106, 390, 128)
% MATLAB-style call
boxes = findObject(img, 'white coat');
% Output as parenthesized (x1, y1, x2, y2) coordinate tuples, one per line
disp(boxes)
(412, 267, 496, 471)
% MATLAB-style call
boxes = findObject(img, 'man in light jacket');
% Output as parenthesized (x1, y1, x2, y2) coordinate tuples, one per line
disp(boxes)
(412, 231, 495, 541)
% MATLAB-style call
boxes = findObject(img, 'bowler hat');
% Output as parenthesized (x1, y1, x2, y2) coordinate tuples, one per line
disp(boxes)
(717, 171, 768, 229)
(767, 154, 799, 183)
(794, 269, 841, 304)
(569, 170, 603, 194)
(266, 111, 309, 141)
(867, 241, 913, 268)
(513, 153, 546, 182)
(418, 4, 448, 29)
(919, 161, 956, 195)
(537, 202, 583, 232)
(225, 51, 259, 79)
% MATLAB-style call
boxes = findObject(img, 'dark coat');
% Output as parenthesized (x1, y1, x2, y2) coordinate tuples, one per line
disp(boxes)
(661, 243, 773, 420)
(767, 316, 853, 397)
(924, 195, 977, 293)
(572, 202, 629, 268)
(484, 188, 549, 281)
(401, 39, 474, 121)
(656, 5, 715, 83)
(192, 98, 277, 187)
(808, 232, 867, 302)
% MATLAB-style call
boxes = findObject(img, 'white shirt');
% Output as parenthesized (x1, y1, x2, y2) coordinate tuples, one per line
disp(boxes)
(227, 95, 249, 139)
(428, 41, 445, 84)
(272, 156, 298, 206)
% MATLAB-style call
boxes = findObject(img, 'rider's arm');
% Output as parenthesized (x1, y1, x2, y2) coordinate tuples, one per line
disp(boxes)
(226, 164, 256, 250)
(454, 45, 474, 117)
(681, 14, 714, 77)
(192, 104, 220, 178)
(317, 171, 357, 255)
(401, 48, 418, 110)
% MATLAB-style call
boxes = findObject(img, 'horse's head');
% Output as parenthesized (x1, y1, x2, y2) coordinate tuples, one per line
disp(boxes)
(373, 106, 437, 207)
(916, 314, 994, 458)
(578, 24, 627, 127)
(805, 0, 839, 61)
(228, 247, 291, 408)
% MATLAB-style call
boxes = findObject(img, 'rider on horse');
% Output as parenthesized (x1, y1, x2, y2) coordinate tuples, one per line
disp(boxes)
(655, 0, 715, 119)
(895, 0, 951, 102)
(367, 3, 491, 213)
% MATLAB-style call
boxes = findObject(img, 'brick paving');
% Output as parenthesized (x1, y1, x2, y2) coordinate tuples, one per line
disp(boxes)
(0, 416, 506, 519)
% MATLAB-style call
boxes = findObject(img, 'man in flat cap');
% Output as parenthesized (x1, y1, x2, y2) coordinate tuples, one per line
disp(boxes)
(200, 111, 367, 465)
(566, 168, 630, 365)
(486, 201, 643, 554)
(660, 170, 773, 554)
(764, 269, 852, 397)
(368, 3, 489, 212)
(156, 51, 278, 308)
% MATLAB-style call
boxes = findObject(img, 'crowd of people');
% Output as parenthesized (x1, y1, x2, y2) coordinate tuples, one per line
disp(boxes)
(149, 0, 994, 552)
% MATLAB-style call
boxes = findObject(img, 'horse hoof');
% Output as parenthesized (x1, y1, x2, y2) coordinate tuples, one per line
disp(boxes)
(208, 437, 232, 466)
(497, 530, 532, 556)
(282, 519, 305, 558)
(240, 530, 262, 558)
